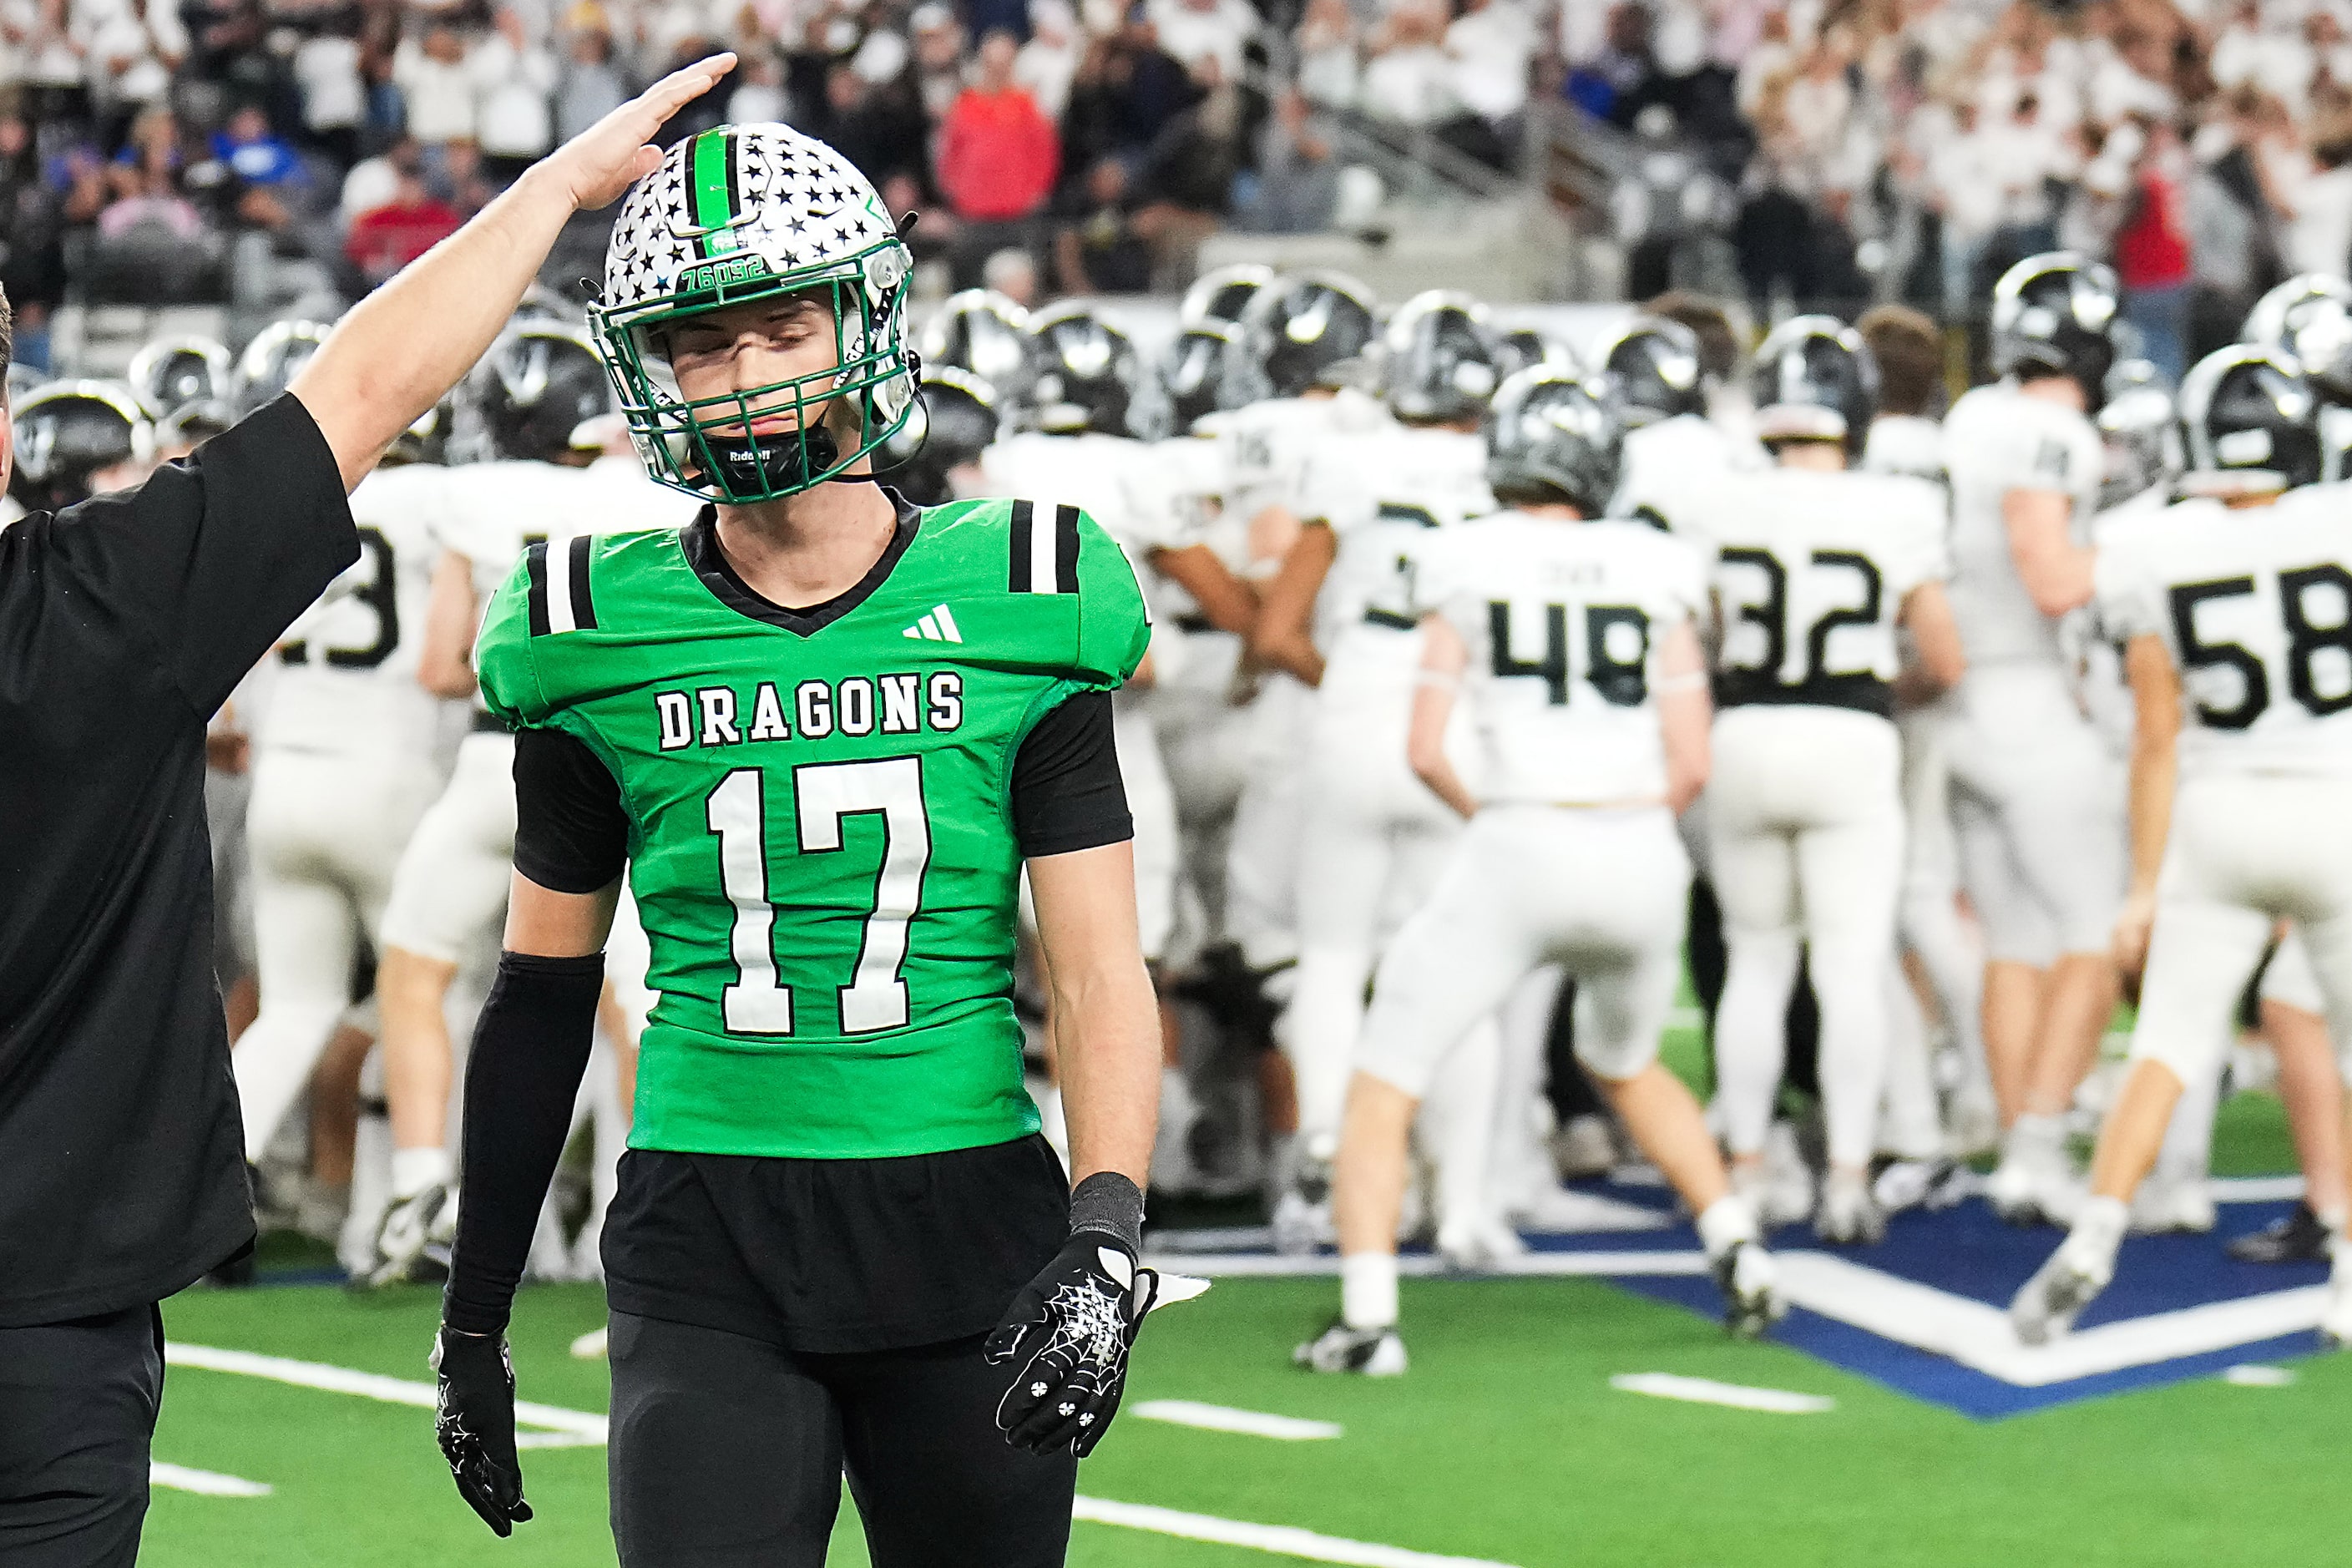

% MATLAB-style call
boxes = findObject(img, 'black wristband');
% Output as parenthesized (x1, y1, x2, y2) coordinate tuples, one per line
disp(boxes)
(443, 950, 604, 1336)
(1068, 1171, 1146, 1258)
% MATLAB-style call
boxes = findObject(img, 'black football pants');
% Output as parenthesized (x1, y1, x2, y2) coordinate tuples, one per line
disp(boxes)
(0, 1304, 164, 1568)
(606, 1310, 1078, 1568)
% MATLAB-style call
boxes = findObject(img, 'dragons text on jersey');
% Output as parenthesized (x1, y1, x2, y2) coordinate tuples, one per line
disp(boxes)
(474, 492, 1149, 1161)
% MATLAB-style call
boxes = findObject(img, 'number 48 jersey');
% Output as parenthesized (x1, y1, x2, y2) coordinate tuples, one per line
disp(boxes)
(1418, 513, 1707, 806)
(474, 493, 1150, 1160)
(2096, 483, 2352, 777)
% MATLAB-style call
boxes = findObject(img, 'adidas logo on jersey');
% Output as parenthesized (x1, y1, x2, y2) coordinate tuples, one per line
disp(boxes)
(903, 604, 964, 644)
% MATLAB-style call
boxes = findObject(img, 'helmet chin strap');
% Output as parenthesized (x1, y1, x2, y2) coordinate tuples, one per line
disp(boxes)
(706, 423, 841, 500)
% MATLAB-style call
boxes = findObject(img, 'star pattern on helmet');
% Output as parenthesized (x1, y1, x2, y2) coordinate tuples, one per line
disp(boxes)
(604, 126, 899, 311)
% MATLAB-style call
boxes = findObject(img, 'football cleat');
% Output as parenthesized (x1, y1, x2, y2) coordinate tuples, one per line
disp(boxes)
(2320, 1243, 2352, 1348)
(2130, 1170, 2217, 1235)
(1549, 1114, 1618, 1180)
(1945, 1095, 2002, 1161)
(1815, 1172, 1887, 1247)
(1271, 1187, 1336, 1257)
(2010, 1242, 2113, 1345)
(2228, 1201, 2334, 1264)
(1435, 1215, 1526, 1272)
(1294, 1320, 1409, 1376)
(1712, 1240, 1785, 1340)
(1986, 1151, 2081, 1228)
(1873, 1157, 1973, 1216)
(364, 1183, 458, 1289)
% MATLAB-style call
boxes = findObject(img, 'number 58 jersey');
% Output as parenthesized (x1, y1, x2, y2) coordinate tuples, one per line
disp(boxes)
(1419, 513, 1707, 806)
(2097, 483, 2352, 777)
(475, 493, 1150, 1160)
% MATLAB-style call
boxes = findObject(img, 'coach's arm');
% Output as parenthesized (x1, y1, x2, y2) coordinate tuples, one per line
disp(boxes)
(290, 54, 735, 490)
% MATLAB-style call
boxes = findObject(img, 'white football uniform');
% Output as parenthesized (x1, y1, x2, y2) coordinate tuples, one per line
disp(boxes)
(235, 463, 457, 1158)
(1200, 392, 1397, 969)
(1354, 514, 1707, 1097)
(1861, 413, 1947, 483)
(2097, 483, 2352, 1083)
(1611, 410, 1763, 529)
(1863, 415, 1990, 1120)
(1131, 435, 1252, 957)
(974, 430, 1181, 962)
(1286, 426, 1494, 1150)
(377, 459, 697, 965)
(1677, 467, 1950, 1171)
(1940, 382, 2126, 963)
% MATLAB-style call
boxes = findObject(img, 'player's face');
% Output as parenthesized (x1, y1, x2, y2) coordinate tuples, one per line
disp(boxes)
(658, 292, 842, 439)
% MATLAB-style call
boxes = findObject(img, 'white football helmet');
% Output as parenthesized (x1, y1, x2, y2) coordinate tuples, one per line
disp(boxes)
(592, 123, 917, 503)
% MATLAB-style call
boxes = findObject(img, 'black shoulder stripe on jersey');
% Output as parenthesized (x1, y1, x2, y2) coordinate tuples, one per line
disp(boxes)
(1009, 498, 1034, 592)
(1055, 503, 1080, 594)
(568, 534, 599, 631)
(524, 541, 551, 637)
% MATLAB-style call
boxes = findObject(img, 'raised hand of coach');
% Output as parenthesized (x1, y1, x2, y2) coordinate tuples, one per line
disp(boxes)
(986, 1172, 1159, 1457)
(528, 50, 737, 212)
(432, 1327, 533, 1536)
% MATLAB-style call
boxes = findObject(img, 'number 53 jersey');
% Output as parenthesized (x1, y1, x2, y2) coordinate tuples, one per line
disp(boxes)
(475, 492, 1150, 1160)
(2097, 483, 2352, 776)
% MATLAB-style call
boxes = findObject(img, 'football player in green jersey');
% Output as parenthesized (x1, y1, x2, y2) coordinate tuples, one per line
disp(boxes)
(430, 123, 1168, 1567)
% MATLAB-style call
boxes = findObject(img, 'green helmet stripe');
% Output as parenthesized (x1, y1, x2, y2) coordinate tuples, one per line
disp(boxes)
(690, 129, 737, 260)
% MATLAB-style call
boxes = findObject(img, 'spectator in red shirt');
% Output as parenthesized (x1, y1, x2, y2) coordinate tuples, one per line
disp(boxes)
(935, 31, 1060, 225)
(2114, 118, 2194, 382)
(344, 148, 461, 289)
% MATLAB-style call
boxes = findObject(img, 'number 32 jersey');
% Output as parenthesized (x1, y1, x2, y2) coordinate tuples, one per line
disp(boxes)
(2096, 483, 2352, 777)
(1672, 467, 1949, 718)
(475, 493, 1150, 1160)
(1419, 513, 1706, 806)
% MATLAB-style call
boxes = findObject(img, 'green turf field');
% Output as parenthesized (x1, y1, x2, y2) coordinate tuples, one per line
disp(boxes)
(149, 1242, 2350, 1568)
(141, 1009, 2334, 1568)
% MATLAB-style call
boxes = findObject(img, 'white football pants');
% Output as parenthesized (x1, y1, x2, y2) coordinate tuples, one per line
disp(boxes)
(1358, 806, 1687, 1098)
(379, 731, 518, 964)
(235, 747, 444, 1158)
(1286, 687, 1465, 1154)
(1224, 673, 1312, 971)
(1943, 664, 2127, 963)
(1896, 700, 1987, 1095)
(1708, 707, 1904, 1171)
(2132, 771, 2352, 1087)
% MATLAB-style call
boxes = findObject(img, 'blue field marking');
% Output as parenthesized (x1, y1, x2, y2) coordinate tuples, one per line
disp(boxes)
(1594, 1192, 2329, 1419)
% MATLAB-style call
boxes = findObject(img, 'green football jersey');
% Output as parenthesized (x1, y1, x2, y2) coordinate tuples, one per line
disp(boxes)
(475, 494, 1150, 1159)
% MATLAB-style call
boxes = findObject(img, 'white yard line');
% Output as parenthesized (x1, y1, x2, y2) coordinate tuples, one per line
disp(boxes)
(1073, 1496, 1518, 1568)
(2223, 1364, 2298, 1387)
(2212, 1176, 2306, 1203)
(1147, 1250, 1709, 1279)
(1608, 1373, 1834, 1414)
(165, 1342, 608, 1439)
(151, 1461, 271, 1497)
(1771, 1253, 2328, 1388)
(1131, 1400, 1343, 1440)
(169, 1341, 1508, 1565)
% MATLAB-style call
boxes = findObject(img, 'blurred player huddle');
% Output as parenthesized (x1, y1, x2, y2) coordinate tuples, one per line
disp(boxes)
(11, 256, 2350, 1347)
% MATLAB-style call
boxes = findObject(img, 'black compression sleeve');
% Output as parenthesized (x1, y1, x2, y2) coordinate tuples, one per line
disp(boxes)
(1010, 690, 1132, 857)
(513, 728, 630, 894)
(443, 952, 604, 1336)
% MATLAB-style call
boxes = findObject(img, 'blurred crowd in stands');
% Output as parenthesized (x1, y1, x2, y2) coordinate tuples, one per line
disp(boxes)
(0, 0, 1535, 362)
(1587, 0, 2352, 379)
(10, 0, 2352, 377)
